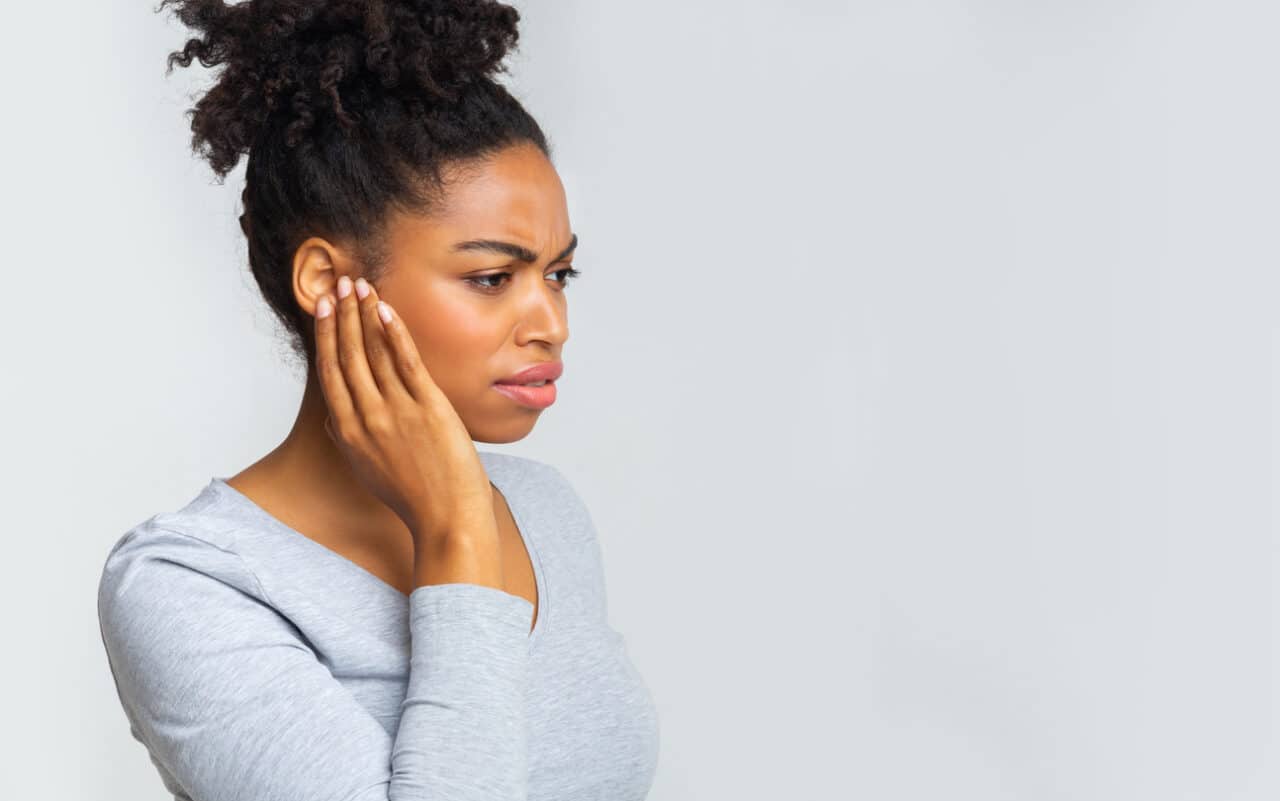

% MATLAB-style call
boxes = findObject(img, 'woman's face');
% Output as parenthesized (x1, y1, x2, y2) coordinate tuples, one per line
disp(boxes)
(301, 142, 576, 444)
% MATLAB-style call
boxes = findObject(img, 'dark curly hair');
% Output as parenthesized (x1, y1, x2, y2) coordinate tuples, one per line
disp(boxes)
(156, 0, 552, 372)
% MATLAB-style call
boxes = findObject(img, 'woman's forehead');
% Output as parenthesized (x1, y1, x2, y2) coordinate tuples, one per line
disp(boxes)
(393, 151, 571, 252)
(439, 149, 567, 224)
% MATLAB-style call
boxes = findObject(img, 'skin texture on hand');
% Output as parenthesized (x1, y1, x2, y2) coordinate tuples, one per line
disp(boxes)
(314, 271, 499, 546)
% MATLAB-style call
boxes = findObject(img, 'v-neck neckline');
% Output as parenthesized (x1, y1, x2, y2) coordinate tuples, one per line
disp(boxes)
(206, 451, 547, 643)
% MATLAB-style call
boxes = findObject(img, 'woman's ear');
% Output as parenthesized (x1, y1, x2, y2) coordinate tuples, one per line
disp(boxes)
(292, 236, 350, 318)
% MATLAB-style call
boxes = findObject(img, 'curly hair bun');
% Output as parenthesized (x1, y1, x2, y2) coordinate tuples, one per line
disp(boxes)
(159, 0, 523, 177)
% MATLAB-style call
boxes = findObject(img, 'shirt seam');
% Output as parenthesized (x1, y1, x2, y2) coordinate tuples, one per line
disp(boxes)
(150, 526, 278, 608)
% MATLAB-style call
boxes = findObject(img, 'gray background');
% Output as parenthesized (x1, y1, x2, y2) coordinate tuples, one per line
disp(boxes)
(1, 1, 1276, 799)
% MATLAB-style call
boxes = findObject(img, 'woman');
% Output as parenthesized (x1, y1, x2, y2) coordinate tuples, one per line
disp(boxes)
(96, 2, 660, 799)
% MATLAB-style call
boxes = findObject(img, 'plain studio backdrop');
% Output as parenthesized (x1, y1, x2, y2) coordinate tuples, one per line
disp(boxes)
(0, 1, 1275, 799)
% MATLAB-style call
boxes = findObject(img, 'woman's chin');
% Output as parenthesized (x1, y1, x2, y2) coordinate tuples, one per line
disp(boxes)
(466, 411, 541, 445)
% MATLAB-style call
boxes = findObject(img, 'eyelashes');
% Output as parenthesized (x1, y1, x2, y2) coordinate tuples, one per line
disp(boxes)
(467, 267, 582, 293)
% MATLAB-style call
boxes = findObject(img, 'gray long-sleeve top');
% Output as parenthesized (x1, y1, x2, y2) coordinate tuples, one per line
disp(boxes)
(96, 450, 660, 801)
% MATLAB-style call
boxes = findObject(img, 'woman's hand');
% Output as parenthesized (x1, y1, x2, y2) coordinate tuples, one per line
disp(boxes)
(314, 275, 498, 549)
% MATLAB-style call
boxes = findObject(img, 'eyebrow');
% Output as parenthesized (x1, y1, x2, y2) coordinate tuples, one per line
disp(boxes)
(450, 233, 578, 264)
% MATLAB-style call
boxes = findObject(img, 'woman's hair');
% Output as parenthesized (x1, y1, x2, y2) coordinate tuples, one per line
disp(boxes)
(157, 0, 551, 372)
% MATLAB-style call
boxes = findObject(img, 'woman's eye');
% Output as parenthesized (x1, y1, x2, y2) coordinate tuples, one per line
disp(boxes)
(467, 273, 511, 291)
(467, 267, 582, 292)
(554, 266, 582, 285)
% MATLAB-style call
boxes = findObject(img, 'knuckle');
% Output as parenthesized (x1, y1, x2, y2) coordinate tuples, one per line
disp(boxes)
(364, 411, 394, 435)
(329, 417, 355, 443)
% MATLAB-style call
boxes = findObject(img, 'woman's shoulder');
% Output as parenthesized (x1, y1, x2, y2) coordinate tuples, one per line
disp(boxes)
(97, 482, 270, 633)
(477, 450, 598, 541)
(477, 448, 559, 479)
(477, 450, 582, 504)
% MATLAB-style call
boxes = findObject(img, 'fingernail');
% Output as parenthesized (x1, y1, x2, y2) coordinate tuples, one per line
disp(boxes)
(337, 276, 352, 298)
(355, 277, 370, 300)
(377, 301, 392, 323)
(317, 296, 332, 318)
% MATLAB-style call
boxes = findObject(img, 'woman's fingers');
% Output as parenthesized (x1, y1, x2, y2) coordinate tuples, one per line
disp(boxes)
(372, 294, 442, 406)
(314, 292, 357, 440)
(316, 273, 443, 442)
(355, 278, 411, 401)
(333, 275, 385, 422)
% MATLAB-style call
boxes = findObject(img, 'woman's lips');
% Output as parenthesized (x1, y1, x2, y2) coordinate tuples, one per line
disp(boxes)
(492, 379, 557, 410)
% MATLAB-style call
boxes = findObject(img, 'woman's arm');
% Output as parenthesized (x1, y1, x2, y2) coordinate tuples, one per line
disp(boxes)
(97, 528, 533, 801)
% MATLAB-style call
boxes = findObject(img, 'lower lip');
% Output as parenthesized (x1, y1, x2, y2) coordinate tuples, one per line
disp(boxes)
(492, 380, 557, 410)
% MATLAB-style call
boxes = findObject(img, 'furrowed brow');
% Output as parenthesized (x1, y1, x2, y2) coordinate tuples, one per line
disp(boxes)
(451, 233, 578, 263)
